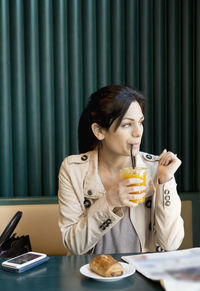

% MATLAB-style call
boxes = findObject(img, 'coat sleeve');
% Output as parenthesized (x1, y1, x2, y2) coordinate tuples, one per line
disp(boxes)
(58, 161, 123, 255)
(153, 177, 184, 251)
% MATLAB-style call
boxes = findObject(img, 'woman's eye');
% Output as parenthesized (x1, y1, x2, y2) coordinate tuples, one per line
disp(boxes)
(122, 123, 131, 128)
(121, 120, 144, 128)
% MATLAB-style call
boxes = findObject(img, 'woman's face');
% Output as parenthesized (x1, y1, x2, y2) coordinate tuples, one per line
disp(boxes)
(101, 101, 144, 157)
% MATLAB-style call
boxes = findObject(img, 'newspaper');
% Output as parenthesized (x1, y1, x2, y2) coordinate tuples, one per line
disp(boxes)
(122, 248, 200, 291)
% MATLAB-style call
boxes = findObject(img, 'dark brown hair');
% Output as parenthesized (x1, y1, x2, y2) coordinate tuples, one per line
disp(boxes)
(78, 85, 146, 153)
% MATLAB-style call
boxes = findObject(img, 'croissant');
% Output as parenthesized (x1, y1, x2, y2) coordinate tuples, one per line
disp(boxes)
(89, 254, 123, 277)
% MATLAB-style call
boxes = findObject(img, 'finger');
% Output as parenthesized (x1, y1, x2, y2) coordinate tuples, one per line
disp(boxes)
(121, 192, 145, 204)
(124, 193, 145, 207)
(159, 149, 167, 160)
(122, 178, 143, 186)
(127, 193, 146, 200)
(127, 186, 146, 193)
(160, 152, 176, 166)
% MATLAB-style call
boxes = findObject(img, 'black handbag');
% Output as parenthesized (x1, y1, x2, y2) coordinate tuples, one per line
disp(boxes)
(0, 211, 32, 258)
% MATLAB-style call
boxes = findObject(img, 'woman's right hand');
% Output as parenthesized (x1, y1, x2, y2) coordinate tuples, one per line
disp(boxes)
(105, 174, 146, 210)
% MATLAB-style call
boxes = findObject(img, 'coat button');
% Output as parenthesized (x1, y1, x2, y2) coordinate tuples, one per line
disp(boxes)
(164, 189, 170, 194)
(106, 219, 112, 226)
(87, 190, 93, 195)
(145, 199, 152, 208)
(165, 200, 171, 206)
(100, 219, 112, 230)
(81, 155, 88, 161)
(165, 195, 170, 201)
(156, 246, 164, 252)
(84, 198, 91, 208)
(100, 222, 106, 230)
(146, 154, 152, 160)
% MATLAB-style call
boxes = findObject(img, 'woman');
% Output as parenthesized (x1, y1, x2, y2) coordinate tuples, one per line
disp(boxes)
(58, 85, 184, 255)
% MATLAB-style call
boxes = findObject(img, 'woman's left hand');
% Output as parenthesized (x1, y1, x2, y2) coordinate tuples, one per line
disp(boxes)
(157, 149, 182, 184)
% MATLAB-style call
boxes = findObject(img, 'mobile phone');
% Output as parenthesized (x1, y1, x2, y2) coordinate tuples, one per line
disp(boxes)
(2, 251, 49, 273)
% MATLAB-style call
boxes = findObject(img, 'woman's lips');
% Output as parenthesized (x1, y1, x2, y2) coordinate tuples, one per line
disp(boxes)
(130, 143, 140, 148)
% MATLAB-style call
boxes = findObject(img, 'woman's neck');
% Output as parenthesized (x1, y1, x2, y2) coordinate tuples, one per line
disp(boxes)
(98, 148, 130, 174)
(97, 148, 130, 191)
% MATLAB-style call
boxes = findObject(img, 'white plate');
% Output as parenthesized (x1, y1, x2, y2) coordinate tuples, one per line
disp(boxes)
(80, 262, 135, 282)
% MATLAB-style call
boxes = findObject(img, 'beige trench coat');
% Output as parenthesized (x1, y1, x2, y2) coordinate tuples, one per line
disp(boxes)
(58, 150, 184, 255)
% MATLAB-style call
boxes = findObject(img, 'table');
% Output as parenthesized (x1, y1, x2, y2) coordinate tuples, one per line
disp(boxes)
(0, 254, 163, 290)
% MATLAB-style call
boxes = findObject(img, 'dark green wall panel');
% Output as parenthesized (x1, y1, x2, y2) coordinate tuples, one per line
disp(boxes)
(196, 0, 200, 190)
(139, 0, 153, 153)
(53, 0, 69, 183)
(82, 0, 96, 106)
(0, 0, 199, 197)
(111, 0, 124, 84)
(153, 0, 166, 155)
(181, 0, 193, 191)
(24, 0, 41, 196)
(125, 0, 139, 87)
(96, 0, 111, 88)
(10, 0, 27, 196)
(39, 0, 55, 195)
(167, 0, 181, 154)
(68, 0, 82, 154)
(0, 0, 13, 196)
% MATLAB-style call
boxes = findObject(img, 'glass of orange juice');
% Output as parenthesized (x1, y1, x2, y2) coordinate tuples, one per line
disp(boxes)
(120, 167, 147, 203)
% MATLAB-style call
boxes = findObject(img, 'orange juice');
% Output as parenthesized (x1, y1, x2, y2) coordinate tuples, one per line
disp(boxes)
(120, 167, 147, 203)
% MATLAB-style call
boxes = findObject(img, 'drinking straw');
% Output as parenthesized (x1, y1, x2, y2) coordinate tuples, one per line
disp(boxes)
(130, 144, 136, 168)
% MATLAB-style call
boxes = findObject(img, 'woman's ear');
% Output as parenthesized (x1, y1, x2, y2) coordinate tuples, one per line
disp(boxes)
(91, 123, 105, 140)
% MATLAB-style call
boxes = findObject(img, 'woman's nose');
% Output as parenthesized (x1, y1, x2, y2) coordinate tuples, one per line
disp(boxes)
(132, 124, 142, 137)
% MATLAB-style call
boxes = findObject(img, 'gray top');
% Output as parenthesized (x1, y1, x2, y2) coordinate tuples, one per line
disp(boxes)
(93, 207, 141, 254)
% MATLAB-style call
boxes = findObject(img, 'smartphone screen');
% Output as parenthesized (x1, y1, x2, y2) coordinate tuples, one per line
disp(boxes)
(7, 253, 42, 265)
